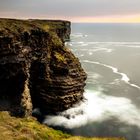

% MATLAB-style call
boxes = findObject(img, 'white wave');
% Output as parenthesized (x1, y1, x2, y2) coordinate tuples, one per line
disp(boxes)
(89, 52, 93, 55)
(82, 60, 140, 90)
(43, 90, 140, 129)
(91, 48, 113, 53)
(109, 79, 120, 85)
(106, 49, 113, 53)
(67, 41, 140, 48)
(88, 72, 102, 79)
(79, 54, 84, 57)
(130, 83, 140, 89)
(68, 43, 73, 46)
(71, 33, 88, 38)
(77, 41, 85, 44)
(80, 43, 89, 46)
(126, 45, 140, 48)
(84, 42, 140, 45)
(67, 41, 113, 53)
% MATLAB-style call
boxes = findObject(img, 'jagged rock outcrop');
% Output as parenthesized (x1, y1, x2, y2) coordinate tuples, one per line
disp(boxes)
(0, 19, 86, 116)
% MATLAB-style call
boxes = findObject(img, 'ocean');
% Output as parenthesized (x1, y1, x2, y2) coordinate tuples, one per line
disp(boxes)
(44, 23, 140, 140)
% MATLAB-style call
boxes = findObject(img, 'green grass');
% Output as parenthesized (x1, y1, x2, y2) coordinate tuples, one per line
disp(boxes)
(0, 18, 69, 36)
(0, 112, 126, 140)
(0, 19, 37, 36)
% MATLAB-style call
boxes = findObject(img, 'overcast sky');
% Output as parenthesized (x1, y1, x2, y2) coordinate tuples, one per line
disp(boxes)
(0, 0, 140, 22)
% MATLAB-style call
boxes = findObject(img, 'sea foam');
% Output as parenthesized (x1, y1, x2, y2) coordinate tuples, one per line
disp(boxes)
(43, 89, 140, 129)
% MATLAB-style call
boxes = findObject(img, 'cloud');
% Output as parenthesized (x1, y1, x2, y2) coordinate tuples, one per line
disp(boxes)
(0, 0, 140, 21)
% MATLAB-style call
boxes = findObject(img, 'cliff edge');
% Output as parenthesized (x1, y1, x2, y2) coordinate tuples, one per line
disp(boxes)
(0, 19, 87, 117)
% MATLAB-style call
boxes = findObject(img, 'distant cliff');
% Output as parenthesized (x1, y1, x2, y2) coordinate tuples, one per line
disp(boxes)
(0, 19, 87, 117)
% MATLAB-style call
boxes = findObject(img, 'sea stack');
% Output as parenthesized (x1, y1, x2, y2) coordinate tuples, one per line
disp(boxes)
(0, 19, 87, 116)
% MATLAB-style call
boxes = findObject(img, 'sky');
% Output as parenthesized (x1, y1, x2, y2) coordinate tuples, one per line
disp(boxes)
(0, 0, 140, 23)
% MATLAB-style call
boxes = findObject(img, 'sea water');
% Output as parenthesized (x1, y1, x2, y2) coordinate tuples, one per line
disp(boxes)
(43, 23, 140, 140)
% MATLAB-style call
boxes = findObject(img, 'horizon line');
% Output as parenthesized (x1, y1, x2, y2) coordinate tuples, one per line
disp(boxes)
(72, 21, 140, 24)
(1, 16, 140, 24)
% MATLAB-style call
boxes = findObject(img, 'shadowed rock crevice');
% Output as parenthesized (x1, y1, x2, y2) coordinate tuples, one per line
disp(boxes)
(0, 63, 29, 116)
(0, 19, 87, 116)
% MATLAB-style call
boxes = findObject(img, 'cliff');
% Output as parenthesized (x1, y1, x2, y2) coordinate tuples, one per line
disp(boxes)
(0, 18, 86, 117)
(0, 19, 126, 140)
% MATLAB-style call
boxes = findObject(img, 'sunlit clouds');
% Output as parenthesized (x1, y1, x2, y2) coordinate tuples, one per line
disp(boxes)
(70, 15, 140, 23)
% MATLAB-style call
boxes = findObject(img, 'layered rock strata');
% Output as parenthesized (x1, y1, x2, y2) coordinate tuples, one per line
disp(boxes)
(0, 19, 86, 116)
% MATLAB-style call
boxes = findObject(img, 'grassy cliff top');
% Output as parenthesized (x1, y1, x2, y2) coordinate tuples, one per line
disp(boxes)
(0, 18, 70, 36)
(0, 112, 125, 140)
(30, 19, 70, 30)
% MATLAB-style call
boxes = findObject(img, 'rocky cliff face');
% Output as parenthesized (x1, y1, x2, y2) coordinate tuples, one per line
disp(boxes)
(0, 19, 86, 117)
